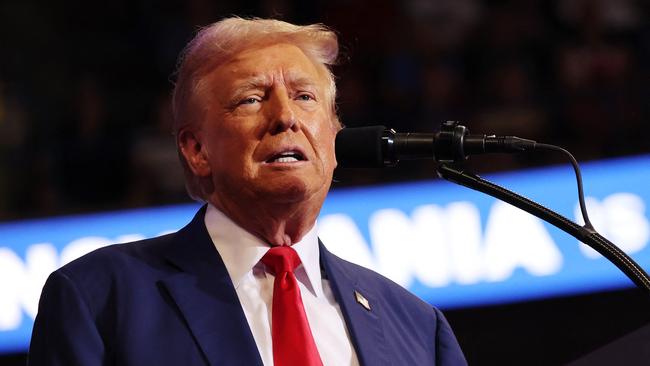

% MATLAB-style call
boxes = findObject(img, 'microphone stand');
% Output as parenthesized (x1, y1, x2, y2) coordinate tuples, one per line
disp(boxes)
(435, 163, 650, 295)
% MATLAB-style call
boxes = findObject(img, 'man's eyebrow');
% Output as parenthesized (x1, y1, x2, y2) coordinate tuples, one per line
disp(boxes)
(230, 75, 272, 96)
(287, 76, 319, 90)
(229, 73, 320, 97)
(283, 69, 320, 88)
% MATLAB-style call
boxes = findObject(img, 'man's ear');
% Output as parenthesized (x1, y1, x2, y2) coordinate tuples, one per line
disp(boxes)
(178, 128, 211, 177)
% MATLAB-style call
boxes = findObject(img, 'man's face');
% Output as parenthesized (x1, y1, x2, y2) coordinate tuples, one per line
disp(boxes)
(194, 43, 338, 208)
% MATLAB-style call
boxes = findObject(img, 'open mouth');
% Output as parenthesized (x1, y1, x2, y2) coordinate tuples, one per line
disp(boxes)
(265, 150, 306, 163)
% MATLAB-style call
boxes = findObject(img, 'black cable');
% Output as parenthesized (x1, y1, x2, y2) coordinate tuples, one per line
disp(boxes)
(534, 143, 595, 231)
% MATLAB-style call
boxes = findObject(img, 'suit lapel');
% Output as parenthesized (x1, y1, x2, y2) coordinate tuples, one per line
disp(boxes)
(320, 243, 390, 366)
(160, 206, 263, 366)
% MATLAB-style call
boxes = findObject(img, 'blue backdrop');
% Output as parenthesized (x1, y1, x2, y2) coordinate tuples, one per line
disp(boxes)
(1, 155, 649, 353)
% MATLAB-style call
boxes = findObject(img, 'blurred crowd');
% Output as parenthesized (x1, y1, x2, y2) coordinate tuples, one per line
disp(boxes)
(0, 0, 648, 220)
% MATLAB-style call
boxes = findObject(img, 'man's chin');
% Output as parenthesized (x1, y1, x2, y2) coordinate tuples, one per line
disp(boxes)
(263, 182, 310, 202)
(256, 176, 326, 204)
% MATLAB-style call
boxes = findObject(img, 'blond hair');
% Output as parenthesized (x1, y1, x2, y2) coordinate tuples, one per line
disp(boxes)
(171, 17, 340, 201)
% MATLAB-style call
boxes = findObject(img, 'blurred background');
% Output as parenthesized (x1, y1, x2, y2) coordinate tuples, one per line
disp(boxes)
(1, 0, 649, 364)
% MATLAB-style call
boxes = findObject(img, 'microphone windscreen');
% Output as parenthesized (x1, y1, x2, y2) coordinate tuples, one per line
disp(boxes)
(335, 125, 386, 168)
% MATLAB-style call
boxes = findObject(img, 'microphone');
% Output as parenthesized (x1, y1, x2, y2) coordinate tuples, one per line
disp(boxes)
(335, 121, 537, 168)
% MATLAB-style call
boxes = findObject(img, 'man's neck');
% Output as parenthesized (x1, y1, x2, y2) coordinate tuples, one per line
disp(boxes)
(208, 197, 321, 246)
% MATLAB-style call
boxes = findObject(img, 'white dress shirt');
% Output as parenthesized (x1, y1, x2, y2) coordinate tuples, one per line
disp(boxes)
(204, 204, 360, 366)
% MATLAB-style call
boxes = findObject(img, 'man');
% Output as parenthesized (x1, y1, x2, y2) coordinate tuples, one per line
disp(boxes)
(28, 17, 466, 365)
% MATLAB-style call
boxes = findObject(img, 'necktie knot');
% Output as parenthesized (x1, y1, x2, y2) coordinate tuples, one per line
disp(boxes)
(261, 246, 301, 275)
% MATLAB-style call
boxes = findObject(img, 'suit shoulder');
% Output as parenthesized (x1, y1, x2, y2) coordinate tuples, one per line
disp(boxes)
(52, 233, 176, 303)
(60, 233, 175, 275)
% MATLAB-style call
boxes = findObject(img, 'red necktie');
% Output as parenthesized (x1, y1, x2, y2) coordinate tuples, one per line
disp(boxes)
(261, 246, 324, 366)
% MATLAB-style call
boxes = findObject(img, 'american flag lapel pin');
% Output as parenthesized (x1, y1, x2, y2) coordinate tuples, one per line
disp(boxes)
(354, 290, 371, 311)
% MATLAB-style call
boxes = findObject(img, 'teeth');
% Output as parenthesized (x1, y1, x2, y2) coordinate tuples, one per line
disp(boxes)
(274, 156, 299, 163)
(268, 150, 303, 163)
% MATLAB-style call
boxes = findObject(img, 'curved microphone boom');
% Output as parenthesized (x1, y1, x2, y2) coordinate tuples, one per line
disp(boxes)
(336, 122, 650, 296)
(335, 121, 537, 168)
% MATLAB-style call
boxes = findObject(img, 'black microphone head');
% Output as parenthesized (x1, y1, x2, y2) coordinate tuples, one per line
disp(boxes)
(335, 125, 386, 168)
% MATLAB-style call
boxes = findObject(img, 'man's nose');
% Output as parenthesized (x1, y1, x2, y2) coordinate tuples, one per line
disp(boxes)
(267, 90, 298, 134)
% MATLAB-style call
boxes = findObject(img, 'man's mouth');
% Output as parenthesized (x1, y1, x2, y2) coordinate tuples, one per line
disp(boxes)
(266, 150, 306, 163)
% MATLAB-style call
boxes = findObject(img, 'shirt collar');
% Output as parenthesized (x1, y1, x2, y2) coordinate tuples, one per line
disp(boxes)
(204, 204, 324, 298)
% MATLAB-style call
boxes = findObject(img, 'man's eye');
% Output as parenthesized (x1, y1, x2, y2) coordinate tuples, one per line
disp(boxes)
(296, 94, 314, 101)
(240, 97, 260, 105)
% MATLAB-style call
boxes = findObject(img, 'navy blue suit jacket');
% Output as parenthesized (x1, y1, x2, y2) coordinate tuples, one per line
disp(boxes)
(29, 206, 466, 365)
